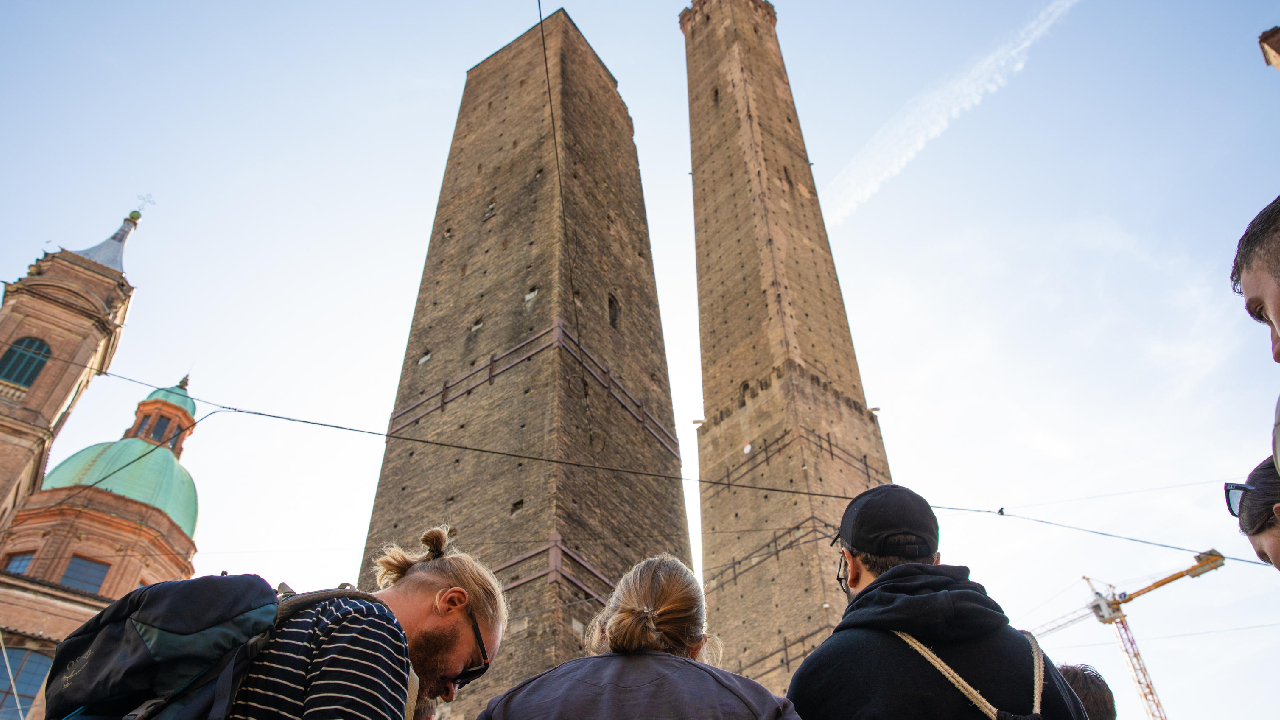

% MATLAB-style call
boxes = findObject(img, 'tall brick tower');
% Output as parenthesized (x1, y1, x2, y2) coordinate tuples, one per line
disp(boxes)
(360, 11, 688, 716)
(0, 213, 136, 534)
(680, 0, 892, 694)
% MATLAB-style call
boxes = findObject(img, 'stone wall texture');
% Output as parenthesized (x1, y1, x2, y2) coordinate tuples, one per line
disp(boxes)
(681, 0, 893, 696)
(359, 11, 689, 718)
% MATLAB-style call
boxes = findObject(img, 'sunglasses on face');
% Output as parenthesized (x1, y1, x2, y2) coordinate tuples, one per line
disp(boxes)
(1225, 483, 1251, 518)
(451, 609, 490, 690)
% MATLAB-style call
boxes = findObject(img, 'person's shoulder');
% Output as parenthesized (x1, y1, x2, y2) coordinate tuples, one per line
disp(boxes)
(477, 656, 600, 719)
(283, 595, 405, 643)
(801, 625, 890, 663)
(672, 657, 795, 717)
(789, 625, 899, 697)
(302, 595, 399, 624)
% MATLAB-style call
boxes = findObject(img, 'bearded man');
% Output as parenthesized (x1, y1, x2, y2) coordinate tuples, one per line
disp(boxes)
(229, 525, 506, 720)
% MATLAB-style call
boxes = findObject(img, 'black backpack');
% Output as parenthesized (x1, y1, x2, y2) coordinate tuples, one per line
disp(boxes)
(44, 573, 383, 720)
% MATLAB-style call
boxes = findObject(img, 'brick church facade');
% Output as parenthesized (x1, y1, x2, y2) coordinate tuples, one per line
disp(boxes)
(0, 214, 200, 720)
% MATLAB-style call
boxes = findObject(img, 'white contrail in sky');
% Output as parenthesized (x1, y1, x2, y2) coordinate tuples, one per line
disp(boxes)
(823, 0, 1080, 224)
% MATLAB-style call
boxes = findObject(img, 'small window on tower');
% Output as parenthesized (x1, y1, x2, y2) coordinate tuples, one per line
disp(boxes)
(150, 416, 171, 442)
(0, 336, 52, 388)
(608, 295, 620, 329)
(739, 382, 750, 408)
(135, 415, 152, 438)
(713, 87, 719, 105)
(170, 428, 182, 449)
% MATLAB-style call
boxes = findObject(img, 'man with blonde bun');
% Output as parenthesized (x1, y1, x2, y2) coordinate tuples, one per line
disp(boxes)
(229, 525, 506, 720)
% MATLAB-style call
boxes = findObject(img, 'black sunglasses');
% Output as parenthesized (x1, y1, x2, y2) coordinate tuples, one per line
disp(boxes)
(451, 608, 490, 690)
(1225, 483, 1251, 518)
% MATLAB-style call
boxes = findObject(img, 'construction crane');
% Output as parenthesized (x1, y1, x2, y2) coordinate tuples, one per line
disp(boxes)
(1030, 550, 1225, 720)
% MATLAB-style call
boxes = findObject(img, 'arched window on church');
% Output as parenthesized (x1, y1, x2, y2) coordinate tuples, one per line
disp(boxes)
(0, 337, 52, 388)
(739, 382, 750, 408)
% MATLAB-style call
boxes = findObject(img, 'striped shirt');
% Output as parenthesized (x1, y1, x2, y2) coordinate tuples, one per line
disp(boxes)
(229, 597, 410, 720)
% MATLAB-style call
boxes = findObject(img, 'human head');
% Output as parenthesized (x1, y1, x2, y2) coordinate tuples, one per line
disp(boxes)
(1056, 665, 1116, 720)
(586, 554, 718, 664)
(834, 485, 941, 600)
(1228, 457, 1280, 568)
(373, 525, 508, 703)
(1231, 194, 1280, 362)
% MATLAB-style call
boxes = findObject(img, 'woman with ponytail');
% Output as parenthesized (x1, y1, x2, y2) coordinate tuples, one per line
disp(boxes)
(476, 554, 799, 720)
(229, 524, 507, 720)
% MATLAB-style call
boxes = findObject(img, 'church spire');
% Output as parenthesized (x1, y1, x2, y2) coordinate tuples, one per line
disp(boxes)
(69, 210, 141, 273)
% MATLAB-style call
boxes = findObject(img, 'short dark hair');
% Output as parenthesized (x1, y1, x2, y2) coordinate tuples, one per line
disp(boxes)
(843, 534, 930, 577)
(1241, 457, 1280, 537)
(1057, 665, 1115, 720)
(1231, 194, 1280, 294)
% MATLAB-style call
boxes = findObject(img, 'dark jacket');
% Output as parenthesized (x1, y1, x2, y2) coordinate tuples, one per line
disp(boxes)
(477, 651, 800, 720)
(786, 564, 1087, 720)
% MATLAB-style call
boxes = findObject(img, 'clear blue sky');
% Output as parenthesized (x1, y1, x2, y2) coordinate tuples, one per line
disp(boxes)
(3, 1, 1278, 716)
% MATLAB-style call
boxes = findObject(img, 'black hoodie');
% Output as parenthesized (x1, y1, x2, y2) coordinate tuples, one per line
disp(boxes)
(786, 564, 1087, 720)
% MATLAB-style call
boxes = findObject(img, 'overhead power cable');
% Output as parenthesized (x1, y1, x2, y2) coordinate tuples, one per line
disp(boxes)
(3, 341, 1267, 566)
(1007, 478, 1230, 509)
(1044, 621, 1280, 650)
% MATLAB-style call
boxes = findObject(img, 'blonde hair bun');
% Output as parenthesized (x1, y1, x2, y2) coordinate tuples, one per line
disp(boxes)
(419, 525, 456, 559)
(371, 524, 508, 637)
(586, 554, 718, 664)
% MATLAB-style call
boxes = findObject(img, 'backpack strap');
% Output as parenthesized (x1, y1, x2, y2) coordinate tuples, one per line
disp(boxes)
(1023, 631, 1044, 716)
(276, 589, 388, 624)
(892, 630, 1045, 720)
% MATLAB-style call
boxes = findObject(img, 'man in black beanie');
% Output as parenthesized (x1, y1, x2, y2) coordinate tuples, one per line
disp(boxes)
(786, 485, 1087, 720)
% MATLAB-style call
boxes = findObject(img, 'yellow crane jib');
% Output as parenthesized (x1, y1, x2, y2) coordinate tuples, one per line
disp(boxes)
(1032, 550, 1226, 720)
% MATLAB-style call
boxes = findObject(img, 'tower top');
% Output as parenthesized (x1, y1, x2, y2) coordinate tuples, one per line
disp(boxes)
(69, 212, 141, 274)
(42, 380, 199, 536)
(1261, 28, 1280, 71)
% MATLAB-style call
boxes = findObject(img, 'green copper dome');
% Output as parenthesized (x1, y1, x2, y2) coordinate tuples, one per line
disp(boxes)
(146, 378, 195, 416)
(42, 438, 198, 536)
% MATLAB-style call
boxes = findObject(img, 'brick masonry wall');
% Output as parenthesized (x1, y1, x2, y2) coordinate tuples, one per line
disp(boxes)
(681, 0, 892, 696)
(359, 12, 688, 718)
(0, 485, 195, 599)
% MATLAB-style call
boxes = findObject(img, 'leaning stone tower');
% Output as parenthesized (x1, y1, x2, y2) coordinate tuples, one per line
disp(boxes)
(680, 0, 892, 694)
(360, 10, 688, 716)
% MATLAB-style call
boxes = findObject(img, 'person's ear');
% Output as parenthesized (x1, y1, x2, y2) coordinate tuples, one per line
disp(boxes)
(842, 548, 863, 586)
(932, 551, 942, 566)
(435, 587, 470, 615)
(688, 634, 709, 660)
(1272, 503, 1280, 525)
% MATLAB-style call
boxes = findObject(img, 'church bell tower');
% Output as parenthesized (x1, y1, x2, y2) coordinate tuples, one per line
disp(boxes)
(0, 212, 138, 533)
